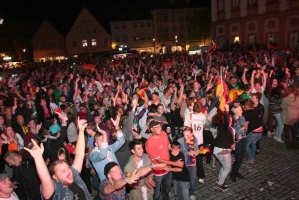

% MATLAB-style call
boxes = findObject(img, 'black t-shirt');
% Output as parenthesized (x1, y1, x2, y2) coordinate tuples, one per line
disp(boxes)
(169, 151, 190, 182)
(243, 109, 264, 132)
(48, 182, 86, 200)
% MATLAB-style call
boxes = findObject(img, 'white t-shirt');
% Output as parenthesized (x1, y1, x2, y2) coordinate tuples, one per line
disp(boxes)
(137, 159, 147, 200)
(184, 113, 206, 145)
(0, 192, 19, 200)
(251, 86, 265, 105)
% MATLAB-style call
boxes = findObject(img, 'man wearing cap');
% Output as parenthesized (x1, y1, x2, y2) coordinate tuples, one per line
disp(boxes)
(145, 120, 184, 200)
(69, 98, 81, 117)
(0, 173, 19, 199)
(24, 118, 92, 200)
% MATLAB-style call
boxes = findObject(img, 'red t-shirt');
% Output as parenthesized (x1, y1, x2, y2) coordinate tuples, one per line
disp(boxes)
(145, 131, 170, 176)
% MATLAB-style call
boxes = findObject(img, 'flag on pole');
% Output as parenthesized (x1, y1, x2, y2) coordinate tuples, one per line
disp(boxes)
(83, 63, 96, 71)
(215, 68, 228, 111)
(268, 42, 278, 49)
(208, 40, 219, 54)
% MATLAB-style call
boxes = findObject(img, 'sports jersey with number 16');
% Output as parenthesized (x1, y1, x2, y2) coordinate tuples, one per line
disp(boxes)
(184, 113, 206, 145)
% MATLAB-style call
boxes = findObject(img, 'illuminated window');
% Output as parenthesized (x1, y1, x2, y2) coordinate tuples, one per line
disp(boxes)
(268, 34, 277, 43)
(82, 40, 88, 47)
(234, 36, 240, 43)
(291, 32, 299, 49)
(72, 41, 77, 47)
(249, 35, 256, 44)
(103, 38, 108, 44)
(92, 39, 97, 46)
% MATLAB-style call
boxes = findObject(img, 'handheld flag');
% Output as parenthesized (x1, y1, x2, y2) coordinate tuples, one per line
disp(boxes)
(83, 63, 96, 71)
(215, 68, 228, 111)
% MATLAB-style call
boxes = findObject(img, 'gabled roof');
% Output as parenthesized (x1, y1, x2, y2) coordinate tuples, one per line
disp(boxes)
(153, 0, 209, 9)
(31, 20, 64, 42)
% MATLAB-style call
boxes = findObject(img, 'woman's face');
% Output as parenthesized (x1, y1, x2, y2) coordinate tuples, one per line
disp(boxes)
(5, 127, 15, 138)
(234, 106, 243, 116)
(157, 105, 164, 114)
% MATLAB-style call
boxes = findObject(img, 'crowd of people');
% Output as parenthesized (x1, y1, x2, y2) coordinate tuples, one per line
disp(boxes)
(0, 48, 299, 200)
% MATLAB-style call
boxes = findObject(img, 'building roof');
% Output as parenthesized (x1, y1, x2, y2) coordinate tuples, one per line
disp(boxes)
(153, 0, 209, 10)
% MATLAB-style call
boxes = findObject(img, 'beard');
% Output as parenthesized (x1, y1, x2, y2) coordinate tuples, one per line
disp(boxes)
(62, 178, 75, 187)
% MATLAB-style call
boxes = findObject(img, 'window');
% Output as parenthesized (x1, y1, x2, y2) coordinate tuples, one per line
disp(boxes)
(86, 29, 89, 34)
(39, 43, 44, 49)
(249, 0, 257, 6)
(134, 34, 139, 41)
(49, 30, 52, 35)
(164, 27, 170, 39)
(122, 34, 128, 42)
(47, 42, 52, 49)
(232, 0, 240, 9)
(122, 23, 126, 28)
(147, 21, 151, 27)
(92, 28, 96, 33)
(157, 12, 163, 21)
(171, 11, 177, 21)
(158, 28, 164, 39)
(291, 32, 299, 49)
(92, 39, 97, 46)
(133, 22, 138, 28)
(268, 34, 277, 44)
(82, 40, 88, 47)
(218, 0, 225, 11)
(219, 37, 225, 48)
(164, 12, 169, 21)
(140, 21, 144, 27)
(115, 35, 121, 42)
(103, 38, 108, 44)
(57, 42, 61, 48)
(141, 33, 146, 40)
(179, 11, 184, 21)
(147, 33, 152, 40)
(249, 35, 256, 44)
(72, 41, 77, 47)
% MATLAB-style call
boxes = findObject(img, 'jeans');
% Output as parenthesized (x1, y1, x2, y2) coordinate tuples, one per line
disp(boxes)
(214, 153, 232, 185)
(196, 154, 205, 179)
(173, 180, 190, 200)
(153, 172, 172, 200)
(273, 113, 284, 138)
(246, 132, 262, 160)
(187, 166, 196, 196)
(231, 138, 247, 176)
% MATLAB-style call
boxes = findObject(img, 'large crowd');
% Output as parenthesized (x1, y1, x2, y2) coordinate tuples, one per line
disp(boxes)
(0, 48, 299, 200)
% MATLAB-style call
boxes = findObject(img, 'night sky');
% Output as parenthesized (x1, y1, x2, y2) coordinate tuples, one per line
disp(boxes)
(0, 0, 210, 25)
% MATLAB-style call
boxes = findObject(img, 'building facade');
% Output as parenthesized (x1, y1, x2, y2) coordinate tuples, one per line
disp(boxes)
(151, 7, 209, 53)
(65, 8, 112, 56)
(211, 0, 299, 49)
(31, 21, 67, 62)
(110, 19, 155, 53)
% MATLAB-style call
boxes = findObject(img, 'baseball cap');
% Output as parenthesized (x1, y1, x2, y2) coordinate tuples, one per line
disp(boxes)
(148, 120, 162, 129)
(74, 98, 80, 104)
(104, 162, 119, 178)
(49, 124, 61, 135)
(0, 173, 9, 182)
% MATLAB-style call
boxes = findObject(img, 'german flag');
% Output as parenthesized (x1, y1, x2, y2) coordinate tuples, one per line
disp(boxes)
(83, 63, 96, 71)
(268, 42, 278, 49)
(215, 68, 228, 111)
(227, 88, 244, 104)
(163, 61, 172, 67)
(208, 41, 219, 54)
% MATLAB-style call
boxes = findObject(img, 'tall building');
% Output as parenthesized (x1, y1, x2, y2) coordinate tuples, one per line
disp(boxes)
(65, 8, 112, 56)
(151, 0, 210, 53)
(211, 0, 299, 49)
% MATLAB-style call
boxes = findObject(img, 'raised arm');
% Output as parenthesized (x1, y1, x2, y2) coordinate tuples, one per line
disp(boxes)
(72, 118, 87, 173)
(24, 140, 54, 200)
(242, 68, 249, 85)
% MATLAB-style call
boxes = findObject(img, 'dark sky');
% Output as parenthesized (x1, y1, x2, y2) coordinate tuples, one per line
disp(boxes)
(0, 0, 210, 26)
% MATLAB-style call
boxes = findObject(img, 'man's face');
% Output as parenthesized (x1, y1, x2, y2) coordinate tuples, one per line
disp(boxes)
(132, 144, 144, 158)
(53, 162, 74, 186)
(171, 146, 180, 156)
(108, 165, 122, 181)
(95, 135, 103, 147)
(193, 82, 200, 90)
(5, 156, 21, 167)
(230, 78, 236, 85)
(17, 115, 24, 125)
(105, 120, 113, 130)
(150, 124, 162, 135)
(0, 177, 13, 196)
(59, 96, 66, 103)
(94, 116, 101, 124)
(25, 94, 31, 101)
(28, 120, 36, 129)
(40, 99, 46, 107)
(272, 79, 278, 86)
(183, 130, 192, 140)
(254, 83, 261, 90)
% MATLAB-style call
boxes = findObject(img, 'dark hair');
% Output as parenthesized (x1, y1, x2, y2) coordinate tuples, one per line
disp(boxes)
(93, 132, 102, 147)
(86, 122, 97, 132)
(66, 112, 76, 127)
(49, 160, 68, 178)
(193, 101, 202, 113)
(171, 141, 181, 149)
(60, 104, 68, 110)
(211, 111, 225, 128)
(129, 139, 144, 151)
(252, 92, 262, 100)
(183, 127, 193, 133)
(245, 100, 254, 108)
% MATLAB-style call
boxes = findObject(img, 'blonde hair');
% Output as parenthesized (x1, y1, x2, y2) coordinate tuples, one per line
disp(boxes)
(3, 126, 19, 144)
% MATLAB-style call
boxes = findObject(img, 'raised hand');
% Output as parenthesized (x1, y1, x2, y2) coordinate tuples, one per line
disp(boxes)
(24, 139, 44, 159)
(125, 169, 140, 184)
(77, 117, 87, 133)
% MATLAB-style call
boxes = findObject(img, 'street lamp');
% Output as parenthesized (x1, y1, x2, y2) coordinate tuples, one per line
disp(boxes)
(153, 38, 155, 54)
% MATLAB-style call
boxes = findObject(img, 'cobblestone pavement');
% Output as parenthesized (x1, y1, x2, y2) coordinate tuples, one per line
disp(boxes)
(169, 136, 299, 200)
